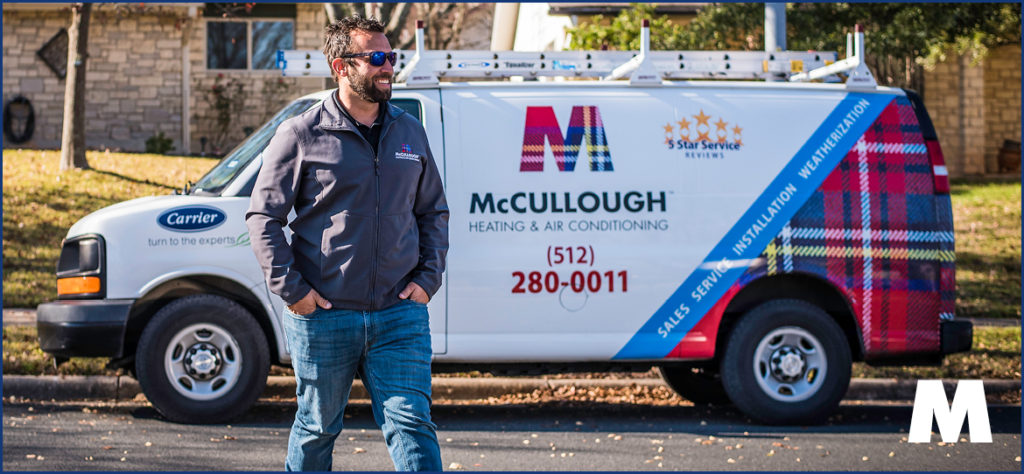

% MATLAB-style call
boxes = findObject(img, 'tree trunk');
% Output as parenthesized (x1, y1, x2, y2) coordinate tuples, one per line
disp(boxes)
(60, 3, 91, 171)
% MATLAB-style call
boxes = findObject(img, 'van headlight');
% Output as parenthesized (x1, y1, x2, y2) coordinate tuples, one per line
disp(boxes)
(56, 234, 105, 299)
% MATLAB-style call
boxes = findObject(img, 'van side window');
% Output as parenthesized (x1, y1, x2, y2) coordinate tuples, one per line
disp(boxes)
(194, 98, 318, 197)
(391, 98, 422, 123)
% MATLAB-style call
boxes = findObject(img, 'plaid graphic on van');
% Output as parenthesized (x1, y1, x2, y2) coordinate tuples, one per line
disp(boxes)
(738, 96, 953, 358)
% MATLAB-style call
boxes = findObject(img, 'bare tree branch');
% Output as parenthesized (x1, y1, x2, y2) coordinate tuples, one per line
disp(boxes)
(385, 3, 411, 41)
(324, 3, 353, 24)
(321, 3, 472, 51)
(448, 6, 465, 50)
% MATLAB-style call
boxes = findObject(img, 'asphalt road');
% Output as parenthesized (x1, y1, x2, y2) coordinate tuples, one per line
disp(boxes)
(3, 398, 1020, 471)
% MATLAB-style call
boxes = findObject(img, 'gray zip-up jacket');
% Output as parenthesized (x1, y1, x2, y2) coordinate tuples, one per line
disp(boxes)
(246, 91, 449, 310)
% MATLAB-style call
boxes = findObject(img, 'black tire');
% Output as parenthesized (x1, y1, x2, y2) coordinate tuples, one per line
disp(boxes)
(720, 299, 851, 425)
(135, 294, 269, 424)
(658, 365, 730, 405)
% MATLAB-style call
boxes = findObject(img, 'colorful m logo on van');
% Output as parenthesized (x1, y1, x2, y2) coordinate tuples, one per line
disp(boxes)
(520, 106, 613, 172)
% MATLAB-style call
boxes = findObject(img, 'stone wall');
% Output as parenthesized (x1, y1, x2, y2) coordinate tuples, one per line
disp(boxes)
(923, 44, 1021, 176)
(3, 3, 497, 156)
(3, 6, 188, 152)
(2, 4, 324, 155)
(3, 8, 69, 150)
(983, 45, 1022, 173)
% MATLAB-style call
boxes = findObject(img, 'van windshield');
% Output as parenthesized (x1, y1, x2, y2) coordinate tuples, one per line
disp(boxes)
(190, 98, 320, 196)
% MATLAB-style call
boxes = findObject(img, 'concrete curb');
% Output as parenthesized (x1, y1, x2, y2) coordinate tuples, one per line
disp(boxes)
(3, 375, 1019, 403)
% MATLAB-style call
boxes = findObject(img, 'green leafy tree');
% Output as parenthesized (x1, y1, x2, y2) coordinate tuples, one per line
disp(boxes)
(567, 3, 688, 50)
(565, 3, 1020, 89)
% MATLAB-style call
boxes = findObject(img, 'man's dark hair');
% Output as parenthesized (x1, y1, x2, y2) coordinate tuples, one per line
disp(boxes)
(323, 15, 386, 81)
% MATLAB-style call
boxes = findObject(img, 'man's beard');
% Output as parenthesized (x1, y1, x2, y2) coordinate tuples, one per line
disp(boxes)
(347, 67, 392, 103)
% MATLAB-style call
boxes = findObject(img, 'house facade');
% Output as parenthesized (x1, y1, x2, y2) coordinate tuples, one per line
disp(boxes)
(2, 3, 491, 156)
(3, 3, 326, 155)
(3, 3, 1018, 175)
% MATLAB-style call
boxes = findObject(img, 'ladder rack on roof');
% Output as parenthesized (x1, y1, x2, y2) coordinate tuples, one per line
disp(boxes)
(278, 20, 876, 89)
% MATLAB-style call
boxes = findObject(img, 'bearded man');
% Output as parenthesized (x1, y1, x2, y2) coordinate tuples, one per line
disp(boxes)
(246, 15, 449, 471)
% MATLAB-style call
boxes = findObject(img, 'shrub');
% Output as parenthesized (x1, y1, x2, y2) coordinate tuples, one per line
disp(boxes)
(145, 131, 175, 155)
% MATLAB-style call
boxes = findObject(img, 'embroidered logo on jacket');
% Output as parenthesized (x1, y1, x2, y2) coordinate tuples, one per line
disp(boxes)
(395, 144, 420, 162)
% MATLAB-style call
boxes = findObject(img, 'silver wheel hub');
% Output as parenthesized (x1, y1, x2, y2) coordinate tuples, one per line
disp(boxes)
(770, 346, 806, 381)
(752, 326, 827, 403)
(184, 343, 222, 380)
(164, 323, 242, 401)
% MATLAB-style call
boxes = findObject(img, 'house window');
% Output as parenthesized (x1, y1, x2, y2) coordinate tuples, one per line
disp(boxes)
(207, 22, 247, 70)
(204, 3, 295, 71)
(207, 20, 293, 71)
(252, 21, 294, 69)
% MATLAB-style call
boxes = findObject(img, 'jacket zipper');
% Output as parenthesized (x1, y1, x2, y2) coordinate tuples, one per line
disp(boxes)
(370, 145, 380, 310)
(321, 103, 401, 310)
(370, 117, 397, 310)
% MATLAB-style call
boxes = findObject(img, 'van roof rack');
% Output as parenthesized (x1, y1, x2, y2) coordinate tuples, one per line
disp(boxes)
(278, 20, 875, 89)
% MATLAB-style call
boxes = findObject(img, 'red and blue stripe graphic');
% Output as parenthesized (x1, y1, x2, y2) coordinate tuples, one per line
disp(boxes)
(614, 93, 895, 360)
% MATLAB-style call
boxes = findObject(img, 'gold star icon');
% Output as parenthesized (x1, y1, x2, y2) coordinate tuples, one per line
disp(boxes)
(717, 134, 728, 144)
(696, 130, 711, 142)
(736, 138, 743, 146)
(676, 118, 691, 130)
(664, 136, 672, 145)
(663, 123, 674, 134)
(732, 125, 743, 136)
(694, 110, 711, 127)
(715, 118, 728, 132)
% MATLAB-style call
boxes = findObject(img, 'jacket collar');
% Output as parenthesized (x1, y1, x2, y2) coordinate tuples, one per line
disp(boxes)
(319, 89, 400, 131)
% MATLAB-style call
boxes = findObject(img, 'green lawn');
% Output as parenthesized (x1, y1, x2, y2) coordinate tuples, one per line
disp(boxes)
(950, 179, 1022, 319)
(4, 151, 1017, 321)
(2, 150, 218, 308)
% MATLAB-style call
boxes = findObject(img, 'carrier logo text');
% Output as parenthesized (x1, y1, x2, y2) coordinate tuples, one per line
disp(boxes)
(157, 205, 226, 233)
(663, 109, 743, 159)
(521, 106, 614, 172)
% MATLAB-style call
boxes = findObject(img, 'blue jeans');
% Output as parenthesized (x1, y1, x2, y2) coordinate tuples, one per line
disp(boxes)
(283, 300, 442, 471)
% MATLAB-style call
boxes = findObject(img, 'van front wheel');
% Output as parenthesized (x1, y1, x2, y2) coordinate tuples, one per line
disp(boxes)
(135, 294, 269, 424)
(720, 299, 851, 425)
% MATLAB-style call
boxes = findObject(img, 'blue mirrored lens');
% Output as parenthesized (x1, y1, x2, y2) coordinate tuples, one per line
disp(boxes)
(370, 51, 387, 66)
(369, 51, 397, 67)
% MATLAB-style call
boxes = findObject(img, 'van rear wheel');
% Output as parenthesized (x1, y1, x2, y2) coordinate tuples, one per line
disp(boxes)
(135, 294, 269, 424)
(658, 365, 729, 405)
(720, 299, 851, 425)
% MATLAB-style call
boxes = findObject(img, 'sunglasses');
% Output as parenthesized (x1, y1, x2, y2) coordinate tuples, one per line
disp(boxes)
(341, 51, 397, 67)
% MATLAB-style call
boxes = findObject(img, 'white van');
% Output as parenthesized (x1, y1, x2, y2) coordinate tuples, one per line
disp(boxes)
(37, 25, 970, 425)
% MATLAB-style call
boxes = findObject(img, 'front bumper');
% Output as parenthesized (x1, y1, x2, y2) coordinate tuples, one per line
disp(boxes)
(36, 299, 134, 358)
(941, 319, 973, 354)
